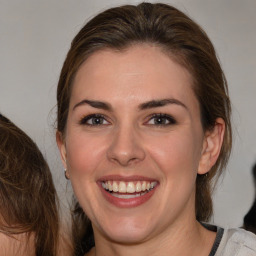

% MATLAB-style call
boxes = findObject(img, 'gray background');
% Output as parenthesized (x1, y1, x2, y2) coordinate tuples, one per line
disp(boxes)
(0, 0, 255, 227)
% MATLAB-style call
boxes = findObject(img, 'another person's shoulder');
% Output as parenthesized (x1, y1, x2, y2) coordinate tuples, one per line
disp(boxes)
(217, 227, 256, 256)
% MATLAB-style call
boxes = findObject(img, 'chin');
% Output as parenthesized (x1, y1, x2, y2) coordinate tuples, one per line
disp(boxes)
(106, 229, 150, 244)
(96, 217, 154, 244)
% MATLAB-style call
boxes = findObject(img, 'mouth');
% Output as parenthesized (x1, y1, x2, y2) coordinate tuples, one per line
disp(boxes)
(98, 178, 158, 208)
(101, 180, 158, 198)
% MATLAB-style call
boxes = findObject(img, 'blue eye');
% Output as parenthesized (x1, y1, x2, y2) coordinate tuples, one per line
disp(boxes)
(80, 114, 109, 126)
(147, 114, 176, 126)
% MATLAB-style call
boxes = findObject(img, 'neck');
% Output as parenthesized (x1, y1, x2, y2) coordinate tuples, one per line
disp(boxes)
(89, 219, 216, 256)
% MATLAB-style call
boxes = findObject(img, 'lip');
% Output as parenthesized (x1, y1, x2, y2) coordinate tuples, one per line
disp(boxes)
(97, 175, 159, 208)
(98, 175, 157, 182)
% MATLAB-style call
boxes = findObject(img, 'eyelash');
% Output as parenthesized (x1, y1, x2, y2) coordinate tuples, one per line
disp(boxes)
(146, 113, 176, 126)
(79, 113, 176, 127)
(79, 114, 109, 126)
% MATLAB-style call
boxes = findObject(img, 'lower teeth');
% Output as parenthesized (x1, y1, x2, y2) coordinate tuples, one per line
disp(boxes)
(111, 191, 147, 199)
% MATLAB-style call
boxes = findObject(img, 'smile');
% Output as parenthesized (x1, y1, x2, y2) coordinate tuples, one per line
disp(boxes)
(102, 181, 157, 194)
(99, 179, 158, 208)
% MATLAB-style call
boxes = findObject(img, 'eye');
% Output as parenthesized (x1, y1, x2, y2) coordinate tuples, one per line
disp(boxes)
(146, 114, 176, 126)
(79, 114, 110, 126)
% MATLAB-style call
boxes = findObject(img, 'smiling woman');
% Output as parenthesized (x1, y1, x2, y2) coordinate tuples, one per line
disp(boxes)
(55, 2, 256, 256)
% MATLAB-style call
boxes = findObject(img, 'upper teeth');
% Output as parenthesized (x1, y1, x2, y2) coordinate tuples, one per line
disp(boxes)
(102, 181, 157, 193)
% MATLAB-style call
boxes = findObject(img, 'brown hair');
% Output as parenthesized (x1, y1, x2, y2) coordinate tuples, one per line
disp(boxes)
(56, 2, 232, 254)
(0, 114, 59, 255)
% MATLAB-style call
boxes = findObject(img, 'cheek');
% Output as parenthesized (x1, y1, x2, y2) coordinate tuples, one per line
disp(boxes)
(65, 132, 106, 215)
(146, 130, 202, 177)
(65, 132, 106, 179)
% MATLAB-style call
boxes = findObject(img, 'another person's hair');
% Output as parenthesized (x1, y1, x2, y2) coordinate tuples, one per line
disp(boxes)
(243, 163, 256, 234)
(0, 114, 59, 256)
(56, 2, 232, 254)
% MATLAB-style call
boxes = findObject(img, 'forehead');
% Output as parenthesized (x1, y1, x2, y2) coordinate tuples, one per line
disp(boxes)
(71, 44, 197, 108)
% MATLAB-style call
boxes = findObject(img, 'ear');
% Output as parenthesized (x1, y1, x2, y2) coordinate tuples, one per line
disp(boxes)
(56, 131, 67, 169)
(198, 118, 225, 175)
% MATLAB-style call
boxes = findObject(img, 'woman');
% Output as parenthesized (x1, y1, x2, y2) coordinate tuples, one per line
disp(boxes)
(56, 2, 256, 255)
(0, 114, 69, 255)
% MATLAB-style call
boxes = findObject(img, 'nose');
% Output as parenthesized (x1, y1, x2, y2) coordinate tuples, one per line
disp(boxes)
(106, 125, 146, 166)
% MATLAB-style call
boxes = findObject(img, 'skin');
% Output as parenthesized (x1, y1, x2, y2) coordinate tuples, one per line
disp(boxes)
(0, 232, 35, 256)
(0, 225, 73, 256)
(57, 44, 225, 256)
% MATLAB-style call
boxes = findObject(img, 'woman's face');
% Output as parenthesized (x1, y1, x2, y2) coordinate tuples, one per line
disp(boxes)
(58, 45, 216, 243)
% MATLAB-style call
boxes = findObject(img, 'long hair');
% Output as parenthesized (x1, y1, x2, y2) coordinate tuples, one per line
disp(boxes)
(0, 114, 60, 255)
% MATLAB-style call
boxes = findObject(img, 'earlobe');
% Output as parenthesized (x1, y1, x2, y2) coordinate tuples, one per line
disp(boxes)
(198, 118, 225, 175)
(56, 131, 67, 169)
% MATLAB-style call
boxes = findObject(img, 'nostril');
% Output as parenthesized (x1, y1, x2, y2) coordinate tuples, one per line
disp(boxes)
(107, 148, 145, 166)
(106, 129, 146, 165)
(109, 155, 140, 166)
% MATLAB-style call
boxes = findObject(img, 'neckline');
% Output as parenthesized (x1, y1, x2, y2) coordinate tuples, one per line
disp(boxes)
(201, 223, 224, 256)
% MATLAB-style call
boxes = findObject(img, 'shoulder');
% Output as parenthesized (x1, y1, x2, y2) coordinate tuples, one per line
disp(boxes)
(216, 227, 256, 256)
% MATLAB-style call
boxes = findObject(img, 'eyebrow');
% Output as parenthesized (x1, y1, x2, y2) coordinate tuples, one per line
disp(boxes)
(139, 98, 188, 110)
(73, 99, 112, 111)
(73, 98, 187, 111)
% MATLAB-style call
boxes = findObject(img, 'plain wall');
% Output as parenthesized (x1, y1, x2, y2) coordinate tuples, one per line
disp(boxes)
(0, 0, 256, 227)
